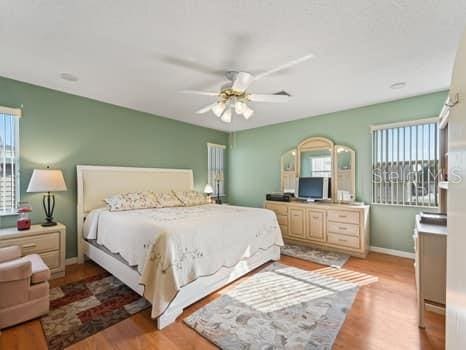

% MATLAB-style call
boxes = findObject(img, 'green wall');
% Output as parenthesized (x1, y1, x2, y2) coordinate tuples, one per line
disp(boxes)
(0, 76, 228, 258)
(0, 74, 447, 256)
(227, 91, 447, 253)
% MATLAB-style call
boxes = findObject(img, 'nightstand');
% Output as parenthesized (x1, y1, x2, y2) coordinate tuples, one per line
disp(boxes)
(0, 223, 66, 279)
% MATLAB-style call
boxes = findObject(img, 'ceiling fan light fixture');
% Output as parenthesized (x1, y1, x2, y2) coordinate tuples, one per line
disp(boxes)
(242, 106, 254, 120)
(221, 108, 232, 123)
(235, 101, 246, 114)
(212, 102, 226, 117)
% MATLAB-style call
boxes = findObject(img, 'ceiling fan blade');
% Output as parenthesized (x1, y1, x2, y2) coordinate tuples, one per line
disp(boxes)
(180, 90, 219, 96)
(196, 102, 218, 114)
(254, 53, 314, 81)
(248, 93, 291, 103)
(232, 72, 255, 92)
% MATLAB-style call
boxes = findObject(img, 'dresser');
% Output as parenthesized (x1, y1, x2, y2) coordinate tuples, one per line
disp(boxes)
(265, 200, 370, 257)
(413, 215, 447, 328)
(0, 223, 66, 278)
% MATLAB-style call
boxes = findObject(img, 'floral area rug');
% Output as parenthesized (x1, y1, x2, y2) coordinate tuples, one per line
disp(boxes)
(281, 243, 350, 268)
(40, 271, 150, 350)
(184, 262, 359, 349)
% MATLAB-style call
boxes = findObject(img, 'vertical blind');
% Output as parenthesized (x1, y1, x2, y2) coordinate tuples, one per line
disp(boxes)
(207, 143, 225, 196)
(0, 106, 21, 214)
(311, 156, 332, 177)
(372, 119, 439, 207)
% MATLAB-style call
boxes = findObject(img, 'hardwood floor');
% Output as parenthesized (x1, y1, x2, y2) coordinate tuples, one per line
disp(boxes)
(0, 252, 444, 350)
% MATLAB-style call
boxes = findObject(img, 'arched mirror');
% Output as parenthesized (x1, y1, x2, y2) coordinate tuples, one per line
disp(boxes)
(335, 145, 356, 202)
(297, 137, 334, 199)
(277, 137, 357, 202)
(280, 149, 297, 192)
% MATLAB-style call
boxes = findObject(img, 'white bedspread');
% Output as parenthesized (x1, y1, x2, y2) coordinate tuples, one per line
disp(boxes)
(83, 204, 283, 318)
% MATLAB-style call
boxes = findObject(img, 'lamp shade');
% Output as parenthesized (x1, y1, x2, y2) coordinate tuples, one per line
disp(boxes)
(204, 184, 214, 194)
(27, 169, 67, 193)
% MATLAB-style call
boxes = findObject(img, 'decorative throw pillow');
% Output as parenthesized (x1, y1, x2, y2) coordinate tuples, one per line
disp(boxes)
(173, 190, 211, 207)
(104, 191, 160, 211)
(153, 192, 184, 207)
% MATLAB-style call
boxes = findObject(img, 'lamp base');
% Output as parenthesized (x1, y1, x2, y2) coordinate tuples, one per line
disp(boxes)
(41, 221, 57, 227)
(41, 193, 57, 227)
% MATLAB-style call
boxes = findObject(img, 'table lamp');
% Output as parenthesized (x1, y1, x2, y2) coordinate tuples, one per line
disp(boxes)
(204, 184, 213, 195)
(204, 184, 214, 203)
(27, 169, 67, 226)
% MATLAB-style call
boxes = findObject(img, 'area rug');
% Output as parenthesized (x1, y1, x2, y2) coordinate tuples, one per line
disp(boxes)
(184, 262, 359, 350)
(40, 271, 151, 350)
(281, 243, 350, 267)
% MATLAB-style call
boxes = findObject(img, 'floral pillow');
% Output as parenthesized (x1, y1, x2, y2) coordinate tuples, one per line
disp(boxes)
(104, 191, 160, 211)
(153, 192, 184, 207)
(173, 190, 211, 206)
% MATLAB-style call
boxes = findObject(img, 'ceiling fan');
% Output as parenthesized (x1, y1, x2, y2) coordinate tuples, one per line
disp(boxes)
(181, 53, 314, 123)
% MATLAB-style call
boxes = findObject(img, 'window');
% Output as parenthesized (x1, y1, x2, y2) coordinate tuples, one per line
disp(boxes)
(207, 143, 225, 196)
(372, 118, 439, 207)
(310, 156, 332, 177)
(0, 106, 21, 215)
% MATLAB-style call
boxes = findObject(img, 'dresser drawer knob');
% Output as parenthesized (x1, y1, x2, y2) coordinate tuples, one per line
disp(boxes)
(338, 214, 347, 218)
(338, 238, 347, 242)
(339, 226, 347, 230)
(312, 216, 319, 219)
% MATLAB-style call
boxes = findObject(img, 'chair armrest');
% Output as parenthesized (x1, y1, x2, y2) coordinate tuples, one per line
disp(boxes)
(0, 245, 22, 263)
(0, 259, 32, 282)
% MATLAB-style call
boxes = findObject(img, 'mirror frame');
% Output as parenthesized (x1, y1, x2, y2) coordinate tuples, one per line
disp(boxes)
(297, 137, 335, 199)
(334, 144, 356, 201)
(280, 148, 297, 192)
(279, 136, 356, 202)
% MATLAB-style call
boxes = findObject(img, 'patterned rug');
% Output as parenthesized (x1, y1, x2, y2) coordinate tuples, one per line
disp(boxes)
(281, 243, 350, 267)
(40, 271, 151, 350)
(184, 262, 359, 349)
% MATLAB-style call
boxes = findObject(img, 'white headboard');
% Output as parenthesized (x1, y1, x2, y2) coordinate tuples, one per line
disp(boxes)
(76, 165, 194, 262)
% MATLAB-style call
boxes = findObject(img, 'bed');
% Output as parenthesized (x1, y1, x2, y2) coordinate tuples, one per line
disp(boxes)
(76, 165, 283, 329)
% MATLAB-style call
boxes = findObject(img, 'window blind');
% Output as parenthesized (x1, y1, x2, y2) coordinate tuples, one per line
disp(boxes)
(371, 119, 439, 207)
(0, 106, 21, 214)
(207, 143, 225, 196)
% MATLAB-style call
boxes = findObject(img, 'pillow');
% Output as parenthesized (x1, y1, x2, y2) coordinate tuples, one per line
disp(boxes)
(153, 192, 184, 207)
(173, 190, 211, 207)
(104, 191, 160, 211)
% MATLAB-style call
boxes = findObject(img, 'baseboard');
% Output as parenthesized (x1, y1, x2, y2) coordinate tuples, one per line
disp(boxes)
(65, 257, 78, 265)
(369, 246, 415, 259)
(425, 303, 445, 315)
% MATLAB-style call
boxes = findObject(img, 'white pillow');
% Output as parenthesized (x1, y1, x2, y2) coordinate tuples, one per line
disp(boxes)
(172, 190, 211, 206)
(152, 192, 184, 207)
(104, 191, 160, 211)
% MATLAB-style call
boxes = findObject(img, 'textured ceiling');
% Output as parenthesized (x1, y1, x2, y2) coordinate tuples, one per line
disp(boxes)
(1, 1, 465, 131)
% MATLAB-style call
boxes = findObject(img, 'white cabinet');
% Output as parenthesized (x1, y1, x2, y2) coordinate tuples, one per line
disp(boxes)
(414, 215, 447, 328)
(306, 209, 325, 242)
(0, 223, 66, 278)
(288, 207, 306, 239)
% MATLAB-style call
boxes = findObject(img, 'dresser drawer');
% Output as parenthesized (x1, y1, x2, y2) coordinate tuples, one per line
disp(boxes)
(327, 221, 359, 236)
(279, 225, 288, 236)
(40, 250, 60, 270)
(277, 214, 288, 226)
(327, 210, 359, 224)
(0, 232, 60, 254)
(265, 203, 288, 216)
(327, 232, 360, 249)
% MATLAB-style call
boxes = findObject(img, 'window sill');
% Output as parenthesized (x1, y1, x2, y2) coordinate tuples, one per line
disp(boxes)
(371, 203, 438, 209)
(0, 211, 18, 217)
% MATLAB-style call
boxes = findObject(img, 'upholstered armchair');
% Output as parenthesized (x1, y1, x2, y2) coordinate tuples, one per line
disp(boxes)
(0, 246, 50, 329)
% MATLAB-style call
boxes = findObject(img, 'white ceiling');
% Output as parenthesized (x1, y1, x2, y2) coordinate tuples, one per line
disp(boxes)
(1, 1, 466, 132)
